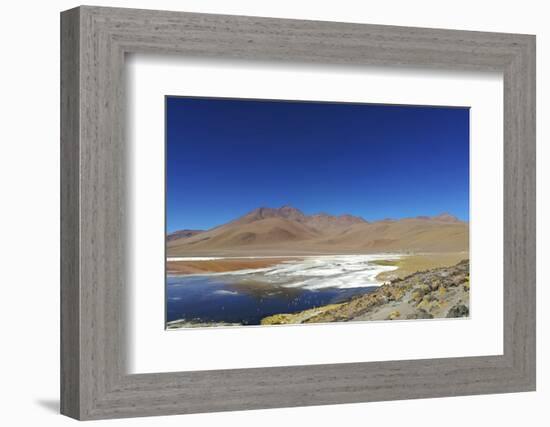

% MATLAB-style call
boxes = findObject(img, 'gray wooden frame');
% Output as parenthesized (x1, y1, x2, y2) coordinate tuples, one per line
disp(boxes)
(60, 5, 536, 420)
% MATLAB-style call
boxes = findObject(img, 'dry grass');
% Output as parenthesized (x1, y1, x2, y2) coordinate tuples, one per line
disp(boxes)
(375, 252, 469, 281)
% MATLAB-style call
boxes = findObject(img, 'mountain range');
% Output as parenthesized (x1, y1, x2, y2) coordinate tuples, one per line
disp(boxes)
(167, 205, 468, 256)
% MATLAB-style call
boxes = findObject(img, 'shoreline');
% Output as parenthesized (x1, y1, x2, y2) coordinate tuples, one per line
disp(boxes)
(166, 252, 468, 279)
(166, 253, 402, 280)
(165, 254, 470, 329)
(261, 259, 470, 325)
(167, 257, 298, 275)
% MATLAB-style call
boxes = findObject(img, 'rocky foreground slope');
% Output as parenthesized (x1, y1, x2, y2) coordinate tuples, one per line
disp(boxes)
(261, 259, 470, 324)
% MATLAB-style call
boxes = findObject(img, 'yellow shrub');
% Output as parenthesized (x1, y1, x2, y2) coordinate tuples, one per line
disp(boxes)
(387, 310, 401, 320)
(411, 290, 424, 303)
(429, 301, 440, 312)
(416, 299, 429, 311)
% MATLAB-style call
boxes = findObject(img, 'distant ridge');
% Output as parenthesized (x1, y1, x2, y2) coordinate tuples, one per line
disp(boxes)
(166, 229, 204, 241)
(167, 205, 468, 256)
(430, 212, 462, 223)
(232, 205, 367, 230)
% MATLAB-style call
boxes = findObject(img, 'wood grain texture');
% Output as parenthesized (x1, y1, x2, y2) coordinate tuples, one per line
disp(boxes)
(60, 5, 536, 420)
(60, 7, 80, 419)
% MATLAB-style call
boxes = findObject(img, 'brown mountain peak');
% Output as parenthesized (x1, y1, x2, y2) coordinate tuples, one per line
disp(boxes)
(338, 213, 368, 223)
(237, 205, 306, 224)
(432, 212, 461, 223)
(277, 205, 305, 216)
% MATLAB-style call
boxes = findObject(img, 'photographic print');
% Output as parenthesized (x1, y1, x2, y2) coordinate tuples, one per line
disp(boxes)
(165, 97, 470, 329)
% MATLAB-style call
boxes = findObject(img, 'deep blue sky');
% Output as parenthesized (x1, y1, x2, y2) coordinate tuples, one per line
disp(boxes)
(166, 97, 469, 232)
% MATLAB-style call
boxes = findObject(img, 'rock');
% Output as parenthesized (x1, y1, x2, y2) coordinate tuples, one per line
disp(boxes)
(418, 284, 431, 293)
(446, 304, 469, 318)
(376, 295, 388, 305)
(429, 281, 440, 291)
(406, 309, 434, 319)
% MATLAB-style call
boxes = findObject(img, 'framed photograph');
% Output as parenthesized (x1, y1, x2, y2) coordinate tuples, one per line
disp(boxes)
(61, 6, 536, 420)
(164, 97, 471, 329)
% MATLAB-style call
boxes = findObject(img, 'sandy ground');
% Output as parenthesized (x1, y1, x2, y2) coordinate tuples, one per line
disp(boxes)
(166, 257, 296, 275)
